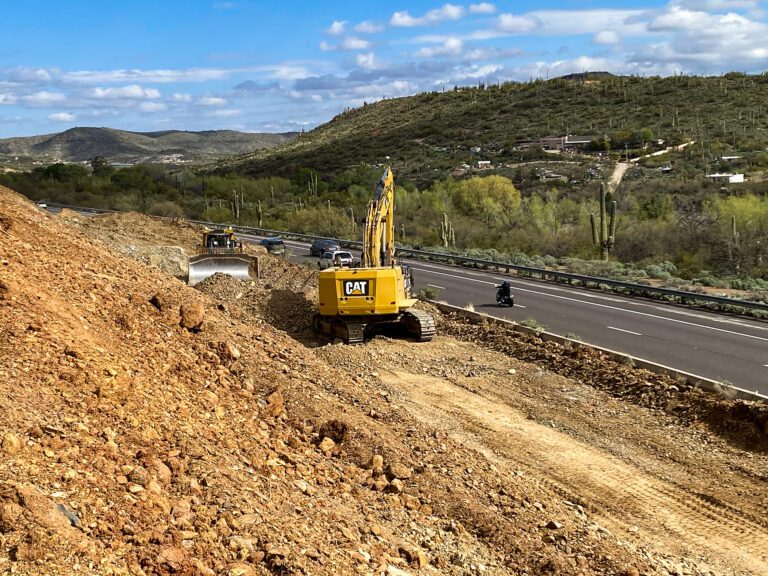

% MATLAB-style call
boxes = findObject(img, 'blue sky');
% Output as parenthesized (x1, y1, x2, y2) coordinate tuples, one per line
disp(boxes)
(1, 0, 767, 138)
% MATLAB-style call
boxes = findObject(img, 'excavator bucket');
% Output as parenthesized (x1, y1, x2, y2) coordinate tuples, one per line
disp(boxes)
(187, 253, 253, 286)
(187, 227, 253, 286)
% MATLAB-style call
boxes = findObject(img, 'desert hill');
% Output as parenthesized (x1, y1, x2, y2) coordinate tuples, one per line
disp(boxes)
(0, 127, 296, 166)
(216, 72, 768, 185)
(1, 188, 768, 575)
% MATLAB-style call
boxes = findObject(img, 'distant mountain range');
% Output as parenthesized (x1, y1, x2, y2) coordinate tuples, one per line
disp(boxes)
(0, 127, 297, 166)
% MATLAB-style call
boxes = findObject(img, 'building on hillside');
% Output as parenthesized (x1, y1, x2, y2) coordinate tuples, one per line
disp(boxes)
(705, 172, 744, 184)
(477, 160, 491, 169)
(514, 134, 601, 152)
(563, 135, 596, 149)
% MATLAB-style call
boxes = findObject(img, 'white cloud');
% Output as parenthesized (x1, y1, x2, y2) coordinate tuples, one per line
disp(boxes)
(672, 0, 759, 11)
(594, 30, 622, 45)
(416, 37, 464, 58)
(170, 93, 193, 102)
(469, 3, 496, 14)
(391, 3, 466, 27)
(139, 102, 167, 112)
(23, 91, 66, 105)
(198, 96, 227, 106)
(91, 85, 161, 99)
(327, 20, 347, 35)
(356, 53, 380, 70)
(210, 108, 241, 117)
(626, 5, 768, 71)
(259, 64, 311, 80)
(341, 37, 371, 50)
(0, 93, 18, 105)
(497, 14, 539, 33)
(649, 6, 715, 30)
(49, 112, 75, 122)
(355, 21, 383, 33)
(7, 68, 56, 83)
(64, 67, 236, 84)
(496, 9, 646, 37)
(320, 40, 334, 51)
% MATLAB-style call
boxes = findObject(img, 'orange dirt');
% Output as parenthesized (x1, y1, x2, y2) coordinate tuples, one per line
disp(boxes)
(1, 186, 767, 575)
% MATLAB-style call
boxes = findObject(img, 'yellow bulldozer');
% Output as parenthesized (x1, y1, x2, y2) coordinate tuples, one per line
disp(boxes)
(313, 166, 435, 344)
(187, 227, 253, 286)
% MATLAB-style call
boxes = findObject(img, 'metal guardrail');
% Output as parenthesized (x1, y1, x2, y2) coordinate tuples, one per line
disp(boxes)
(49, 203, 768, 316)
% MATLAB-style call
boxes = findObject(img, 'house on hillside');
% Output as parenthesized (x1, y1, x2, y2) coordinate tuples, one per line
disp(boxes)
(514, 134, 601, 152)
(705, 172, 744, 184)
(477, 160, 491, 170)
(563, 135, 596, 150)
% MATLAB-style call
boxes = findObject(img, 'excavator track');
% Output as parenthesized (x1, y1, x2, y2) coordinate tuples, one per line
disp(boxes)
(400, 309, 436, 342)
(312, 314, 365, 344)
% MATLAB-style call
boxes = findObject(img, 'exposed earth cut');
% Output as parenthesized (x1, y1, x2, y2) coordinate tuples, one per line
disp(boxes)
(1, 185, 767, 575)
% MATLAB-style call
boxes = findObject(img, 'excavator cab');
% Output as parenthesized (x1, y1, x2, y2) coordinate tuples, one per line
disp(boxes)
(188, 227, 253, 286)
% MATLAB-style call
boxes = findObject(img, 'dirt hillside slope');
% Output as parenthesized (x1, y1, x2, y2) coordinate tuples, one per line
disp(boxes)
(1, 188, 767, 575)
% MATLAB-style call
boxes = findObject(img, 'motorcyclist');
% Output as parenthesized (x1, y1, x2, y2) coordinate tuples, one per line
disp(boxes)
(499, 281, 511, 298)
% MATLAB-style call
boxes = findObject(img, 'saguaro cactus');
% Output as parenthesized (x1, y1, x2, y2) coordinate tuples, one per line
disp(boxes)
(728, 215, 741, 271)
(440, 213, 456, 247)
(231, 188, 244, 222)
(590, 183, 616, 260)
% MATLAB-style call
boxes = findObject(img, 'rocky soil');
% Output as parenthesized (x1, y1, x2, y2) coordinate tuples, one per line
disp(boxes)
(1, 187, 768, 575)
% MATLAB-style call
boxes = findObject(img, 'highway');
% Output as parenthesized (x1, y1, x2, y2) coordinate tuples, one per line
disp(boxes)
(263, 236, 768, 397)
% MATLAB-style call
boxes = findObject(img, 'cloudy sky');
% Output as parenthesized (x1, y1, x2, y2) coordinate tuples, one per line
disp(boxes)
(1, 0, 767, 138)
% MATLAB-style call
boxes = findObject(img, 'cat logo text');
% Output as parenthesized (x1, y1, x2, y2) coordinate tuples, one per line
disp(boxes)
(343, 280, 369, 297)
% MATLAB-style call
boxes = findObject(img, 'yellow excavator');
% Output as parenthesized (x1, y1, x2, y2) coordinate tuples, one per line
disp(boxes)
(188, 227, 253, 286)
(313, 166, 436, 344)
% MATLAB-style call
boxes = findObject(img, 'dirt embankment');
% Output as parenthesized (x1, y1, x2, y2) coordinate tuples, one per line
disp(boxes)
(1, 189, 767, 575)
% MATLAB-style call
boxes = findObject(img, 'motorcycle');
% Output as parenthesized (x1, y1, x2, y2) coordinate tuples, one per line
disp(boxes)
(496, 284, 514, 307)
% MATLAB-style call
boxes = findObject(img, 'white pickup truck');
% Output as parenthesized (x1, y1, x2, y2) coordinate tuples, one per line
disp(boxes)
(318, 250, 355, 269)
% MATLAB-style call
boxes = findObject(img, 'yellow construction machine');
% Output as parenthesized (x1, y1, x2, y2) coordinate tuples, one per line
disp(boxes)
(188, 227, 253, 286)
(313, 166, 436, 344)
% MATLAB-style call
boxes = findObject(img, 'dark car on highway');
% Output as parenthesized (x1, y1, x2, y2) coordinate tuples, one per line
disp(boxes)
(309, 239, 340, 257)
(259, 237, 286, 256)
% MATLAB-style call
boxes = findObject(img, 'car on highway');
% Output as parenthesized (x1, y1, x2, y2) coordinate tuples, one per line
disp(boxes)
(318, 250, 354, 269)
(259, 237, 286, 256)
(309, 239, 341, 257)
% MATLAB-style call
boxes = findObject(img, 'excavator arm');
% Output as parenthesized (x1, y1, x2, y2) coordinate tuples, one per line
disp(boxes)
(363, 167, 395, 268)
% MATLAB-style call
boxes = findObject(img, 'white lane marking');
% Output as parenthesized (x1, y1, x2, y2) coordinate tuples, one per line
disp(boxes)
(427, 283, 445, 289)
(515, 304, 527, 309)
(411, 267, 768, 343)
(607, 326, 643, 336)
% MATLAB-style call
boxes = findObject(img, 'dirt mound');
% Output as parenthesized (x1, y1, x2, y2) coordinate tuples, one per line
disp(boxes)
(63, 210, 201, 252)
(4, 186, 768, 575)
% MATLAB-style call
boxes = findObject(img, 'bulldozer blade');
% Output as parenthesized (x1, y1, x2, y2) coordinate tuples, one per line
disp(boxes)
(188, 254, 253, 286)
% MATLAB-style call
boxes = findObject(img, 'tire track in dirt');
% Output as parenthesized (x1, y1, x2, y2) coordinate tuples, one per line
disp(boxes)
(383, 369, 768, 575)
